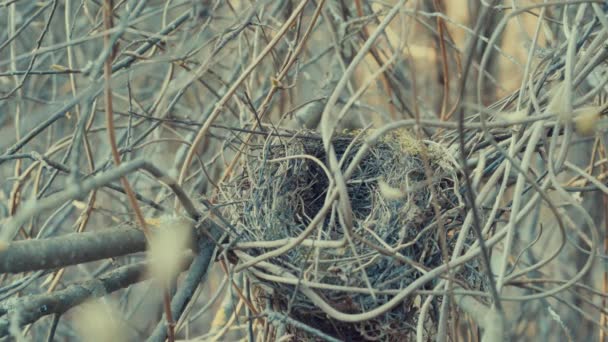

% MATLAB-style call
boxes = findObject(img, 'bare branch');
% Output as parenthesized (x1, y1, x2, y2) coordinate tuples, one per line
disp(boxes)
(0, 227, 146, 274)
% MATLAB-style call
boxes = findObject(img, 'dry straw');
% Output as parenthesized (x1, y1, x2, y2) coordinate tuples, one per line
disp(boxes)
(219, 129, 486, 340)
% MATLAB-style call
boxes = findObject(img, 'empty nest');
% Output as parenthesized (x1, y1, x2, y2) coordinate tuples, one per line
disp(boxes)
(219, 128, 487, 341)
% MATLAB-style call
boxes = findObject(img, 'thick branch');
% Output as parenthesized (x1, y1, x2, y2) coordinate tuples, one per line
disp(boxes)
(0, 261, 149, 337)
(0, 227, 146, 274)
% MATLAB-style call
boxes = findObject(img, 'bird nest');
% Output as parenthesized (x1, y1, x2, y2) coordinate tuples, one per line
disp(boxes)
(219, 129, 487, 341)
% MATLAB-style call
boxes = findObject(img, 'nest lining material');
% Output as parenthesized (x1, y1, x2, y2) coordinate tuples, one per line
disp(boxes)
(220, 129, 485, 340)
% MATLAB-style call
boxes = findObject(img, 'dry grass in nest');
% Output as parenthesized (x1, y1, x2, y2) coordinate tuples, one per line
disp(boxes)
(219, 129, 488, 341)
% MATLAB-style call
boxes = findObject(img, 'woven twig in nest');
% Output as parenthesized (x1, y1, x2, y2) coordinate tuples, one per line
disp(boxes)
(219, 129, 486, 341)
